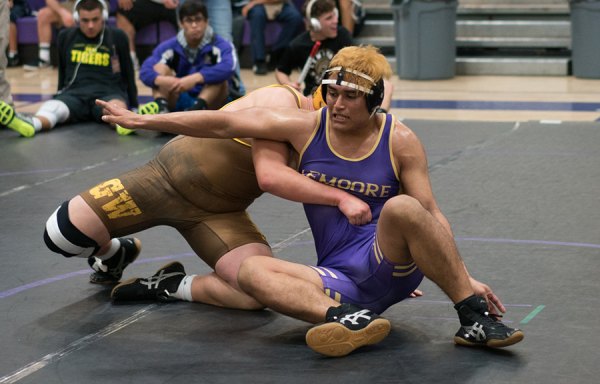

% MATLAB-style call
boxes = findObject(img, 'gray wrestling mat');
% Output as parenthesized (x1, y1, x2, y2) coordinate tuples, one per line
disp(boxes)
(1, 119, 598, 383)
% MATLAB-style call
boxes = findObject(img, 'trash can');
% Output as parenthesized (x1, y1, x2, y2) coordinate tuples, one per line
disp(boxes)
(391, 0, 458, 80)
(569, 0, 600, 78)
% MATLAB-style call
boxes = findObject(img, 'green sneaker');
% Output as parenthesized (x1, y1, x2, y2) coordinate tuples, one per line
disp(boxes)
(116, 124, 135, 136)
(0, 101, 35, 137)
(138, 99, 169, 115)
(138, 101, 160, 115)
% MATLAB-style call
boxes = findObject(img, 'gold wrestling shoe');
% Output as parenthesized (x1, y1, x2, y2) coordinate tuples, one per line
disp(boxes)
(306, 303, 391, 357)
(0, 101, 36, 137)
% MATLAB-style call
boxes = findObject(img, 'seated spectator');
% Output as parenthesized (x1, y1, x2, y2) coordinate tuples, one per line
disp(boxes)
(336, 0, 364, 37)
(1, 0, 14, 105)
(277, 0, 392, 111)
(24, 0, 77, 70)
(116, 0, 180, 70)
(118, 0, 235, 135)
(1, 0, 137, 137)
(275, 0, 352, 96)
(8, 0, 32, 67)
(240, 0, 303, 75)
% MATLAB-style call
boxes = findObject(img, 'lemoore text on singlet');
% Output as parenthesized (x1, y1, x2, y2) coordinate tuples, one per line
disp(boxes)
(301, 169, 393, 198)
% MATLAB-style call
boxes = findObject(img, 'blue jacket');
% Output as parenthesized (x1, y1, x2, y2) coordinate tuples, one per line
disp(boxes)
(139, 31, 236, 97)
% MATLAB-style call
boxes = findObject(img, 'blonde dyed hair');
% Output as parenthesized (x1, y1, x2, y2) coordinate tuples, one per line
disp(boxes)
(327, 45, 392, 91)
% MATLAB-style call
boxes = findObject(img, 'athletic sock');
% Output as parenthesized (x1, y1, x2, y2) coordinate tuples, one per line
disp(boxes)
(171, 275, 197, 302)
(39, 44, 51, 63)
(32, 117, 43, 132)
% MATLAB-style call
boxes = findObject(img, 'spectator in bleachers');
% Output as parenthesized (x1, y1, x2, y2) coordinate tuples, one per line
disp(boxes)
(276, 0, 392, 111)
(335, 0, 364, 37)
(118, 0, 235, 135)
(8, 0, 32, 67)
(0, 0, 137, 137)
(24, 0, 77, 70)
(196, 0, 246, 98)
(116, 0, 180, 70)
(275, 0, 351, 96)
(239, 0, 303, 75)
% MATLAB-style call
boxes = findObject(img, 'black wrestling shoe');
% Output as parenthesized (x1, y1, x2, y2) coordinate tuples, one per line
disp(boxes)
(111, 261, 185, 302)
(88, 238, 141, 284)
(305, 303, 391, 357)
(454, 295, 524, 348)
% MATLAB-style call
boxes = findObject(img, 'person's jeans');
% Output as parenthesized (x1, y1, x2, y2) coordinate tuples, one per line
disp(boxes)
(247, 3, 302, 63)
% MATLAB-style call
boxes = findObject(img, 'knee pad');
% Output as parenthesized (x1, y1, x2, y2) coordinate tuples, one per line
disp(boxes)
(36, 100, 70, 127)
(44, 201, 100, 258)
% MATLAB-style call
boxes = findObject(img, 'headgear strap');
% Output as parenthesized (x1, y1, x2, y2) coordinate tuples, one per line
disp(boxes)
(321, 66, 376, 95)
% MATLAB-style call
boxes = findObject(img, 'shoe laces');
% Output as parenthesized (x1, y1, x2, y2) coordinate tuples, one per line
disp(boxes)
(475, 310, 506, 329)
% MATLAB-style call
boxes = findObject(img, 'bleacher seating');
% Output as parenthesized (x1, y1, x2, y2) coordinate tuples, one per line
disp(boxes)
(15, 0, 304, 66)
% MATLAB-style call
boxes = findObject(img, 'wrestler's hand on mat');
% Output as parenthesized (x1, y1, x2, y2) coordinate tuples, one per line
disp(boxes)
(97, 100, 140, 130)
(409, 289, 423, 298)
(469, 276, 506, 316)
(338, 195, 372, 225)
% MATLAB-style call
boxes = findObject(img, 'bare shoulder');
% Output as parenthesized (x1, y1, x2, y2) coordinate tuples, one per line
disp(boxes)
(224, 86, 300, 112)
(391, 119, 423, 151)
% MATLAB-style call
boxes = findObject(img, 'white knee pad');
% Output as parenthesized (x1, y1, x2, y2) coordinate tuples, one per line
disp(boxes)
(44, 201, 100, 258)
(36, 100, 70, 128)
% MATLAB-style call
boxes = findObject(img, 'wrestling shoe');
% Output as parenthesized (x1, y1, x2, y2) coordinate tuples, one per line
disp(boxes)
(88, 238, 141, 284)
(111, 261, 185, 302)
(454, 295, 524, 348)
(0, 101, 35, 137)
(305, 303, 391, 357)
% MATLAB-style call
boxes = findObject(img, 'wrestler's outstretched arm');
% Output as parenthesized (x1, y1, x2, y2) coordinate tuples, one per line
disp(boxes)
(97, 100, 313, 148)
(252, 139, 372, 226)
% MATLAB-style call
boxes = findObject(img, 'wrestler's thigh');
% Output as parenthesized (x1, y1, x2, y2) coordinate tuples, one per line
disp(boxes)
(79, 161, 182, 238)
(375, 195, 421, 265)
(179, 210, 269, 269)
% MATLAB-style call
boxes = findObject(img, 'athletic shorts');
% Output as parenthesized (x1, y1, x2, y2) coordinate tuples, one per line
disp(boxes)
(10, 2, 32, 23)
(79, 136, 268, 268)
(311, 236, 424, 314)
(54, 91, 128, 123)
(117, 0, 178, 30)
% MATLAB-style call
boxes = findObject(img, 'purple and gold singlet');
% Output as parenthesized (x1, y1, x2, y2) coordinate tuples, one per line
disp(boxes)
(298, 107, 423, 313)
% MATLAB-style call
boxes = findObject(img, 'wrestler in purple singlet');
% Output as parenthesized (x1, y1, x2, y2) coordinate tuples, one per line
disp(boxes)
(298, 107, 424, 314)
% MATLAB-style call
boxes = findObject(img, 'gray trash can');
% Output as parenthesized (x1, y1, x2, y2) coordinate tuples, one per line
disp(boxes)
(392, 0, 458, 80)
(569, 0, 600, 78)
